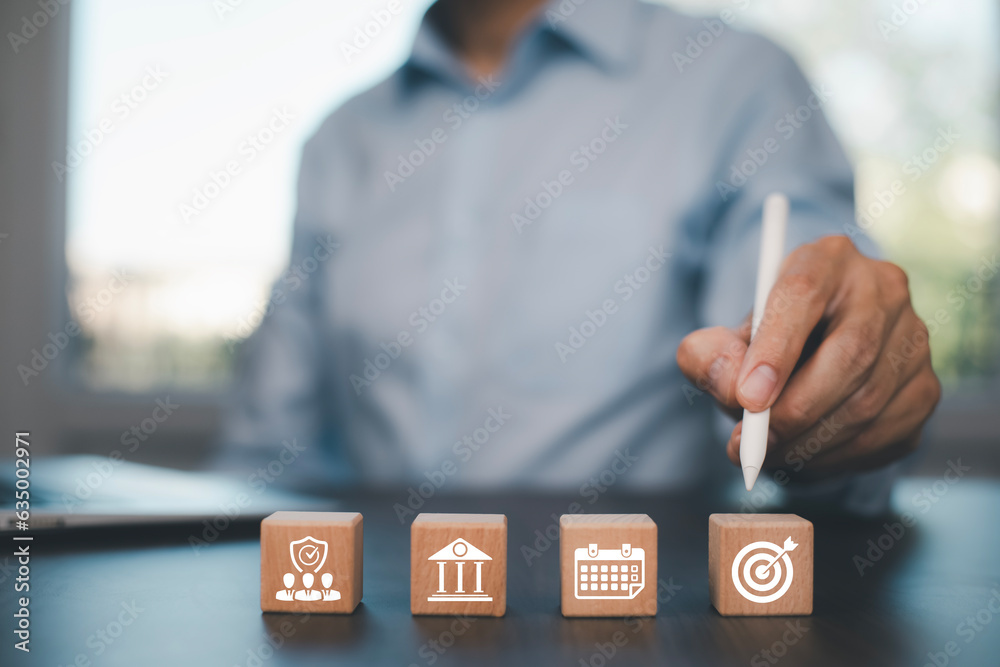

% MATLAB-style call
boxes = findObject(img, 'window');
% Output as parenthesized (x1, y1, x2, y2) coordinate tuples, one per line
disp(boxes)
(65, 0, 432, 391)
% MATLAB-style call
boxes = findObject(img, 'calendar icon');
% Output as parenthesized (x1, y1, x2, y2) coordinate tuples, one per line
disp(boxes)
(574, 543, 645, 600)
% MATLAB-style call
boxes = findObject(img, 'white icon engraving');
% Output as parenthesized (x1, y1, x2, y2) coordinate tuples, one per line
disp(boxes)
(294, 572, 322, 601)
(275, 535, 340, 602)
(290, 536, 328, 573)
(427, 538, 493, 603)
(574, 543, 645, 600)
(276, 572, 296, 601)
(321, 573, 341, 601)
(731, 536, 798, 604)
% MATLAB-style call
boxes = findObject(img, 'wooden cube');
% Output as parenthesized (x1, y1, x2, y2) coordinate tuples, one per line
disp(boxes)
(559, 514, 657, 617)
(410, 513, 506, 617)
(709, 513, 813, 616)
(260, 511, 363, 614)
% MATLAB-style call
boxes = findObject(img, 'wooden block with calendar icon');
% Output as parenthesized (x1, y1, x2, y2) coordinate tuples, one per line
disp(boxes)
(559, 514, 657, 617)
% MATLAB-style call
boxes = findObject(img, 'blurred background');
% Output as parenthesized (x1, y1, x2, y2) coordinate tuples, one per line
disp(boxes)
(1, 0, 997, 475)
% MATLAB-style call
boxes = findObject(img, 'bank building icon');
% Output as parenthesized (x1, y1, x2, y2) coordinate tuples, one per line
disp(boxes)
(427, 537, 493, 603)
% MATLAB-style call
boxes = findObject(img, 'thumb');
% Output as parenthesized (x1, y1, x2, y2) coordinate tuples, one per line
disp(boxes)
(676, 325, 749, 416)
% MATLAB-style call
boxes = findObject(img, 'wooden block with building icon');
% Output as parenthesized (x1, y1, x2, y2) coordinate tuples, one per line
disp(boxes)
(410, 513, 506, 617)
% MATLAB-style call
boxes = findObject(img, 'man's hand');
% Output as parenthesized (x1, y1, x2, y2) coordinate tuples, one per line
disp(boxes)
(677, 235, 941, 480)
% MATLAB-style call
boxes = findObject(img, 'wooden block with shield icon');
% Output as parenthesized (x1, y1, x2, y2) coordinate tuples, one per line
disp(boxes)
(260, 511, 363, 614)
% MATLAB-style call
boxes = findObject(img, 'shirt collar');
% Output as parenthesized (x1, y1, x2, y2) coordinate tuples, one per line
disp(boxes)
(542, 0, 642, 71)
(403, 10, 468, 89)
(403, 0, 642, 89)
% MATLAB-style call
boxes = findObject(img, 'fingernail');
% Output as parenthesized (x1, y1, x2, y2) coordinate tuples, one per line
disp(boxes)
(740, 364, 777, 408)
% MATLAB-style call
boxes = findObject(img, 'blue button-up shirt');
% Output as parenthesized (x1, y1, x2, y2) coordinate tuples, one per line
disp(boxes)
(223, 0, 890, 506)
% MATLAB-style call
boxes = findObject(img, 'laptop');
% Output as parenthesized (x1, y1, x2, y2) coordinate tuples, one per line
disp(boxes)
(0, 455, 331, 533)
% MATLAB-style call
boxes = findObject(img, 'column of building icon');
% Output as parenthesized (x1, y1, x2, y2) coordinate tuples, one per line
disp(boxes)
(260, 511, 812, 617)
(428, 538, 493, 602)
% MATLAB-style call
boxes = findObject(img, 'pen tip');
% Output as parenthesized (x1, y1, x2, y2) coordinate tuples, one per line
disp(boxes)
(743, 466, 760, 492)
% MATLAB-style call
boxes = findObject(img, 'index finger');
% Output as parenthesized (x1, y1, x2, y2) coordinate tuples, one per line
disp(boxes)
(735, 240, 845, 412)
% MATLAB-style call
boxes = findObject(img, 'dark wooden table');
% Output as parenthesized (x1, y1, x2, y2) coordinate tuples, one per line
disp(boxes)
(3, 479, 999, 666)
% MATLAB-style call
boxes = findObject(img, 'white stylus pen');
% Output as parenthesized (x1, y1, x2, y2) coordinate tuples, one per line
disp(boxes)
(741, 193, 789, 492)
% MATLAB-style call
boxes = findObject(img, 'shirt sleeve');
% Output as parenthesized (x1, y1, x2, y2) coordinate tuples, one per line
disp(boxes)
(699, 45, 897, 515)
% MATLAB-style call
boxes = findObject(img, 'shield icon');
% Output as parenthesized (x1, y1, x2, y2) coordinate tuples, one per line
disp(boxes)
(289, 536, 328, 573)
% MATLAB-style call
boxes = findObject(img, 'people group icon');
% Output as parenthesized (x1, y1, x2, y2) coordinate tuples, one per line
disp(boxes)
(275, 536, 341, 602)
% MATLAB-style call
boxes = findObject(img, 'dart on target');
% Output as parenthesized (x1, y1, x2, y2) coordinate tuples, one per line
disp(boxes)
(731, 536, 798, 604)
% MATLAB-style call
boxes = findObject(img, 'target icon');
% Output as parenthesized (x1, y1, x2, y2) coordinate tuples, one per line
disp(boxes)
(731, 537, 798, 604)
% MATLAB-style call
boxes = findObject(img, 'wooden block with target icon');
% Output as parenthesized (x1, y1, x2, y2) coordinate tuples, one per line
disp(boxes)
(260, 511, 363, 614)
(709, 514, 813, 616)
